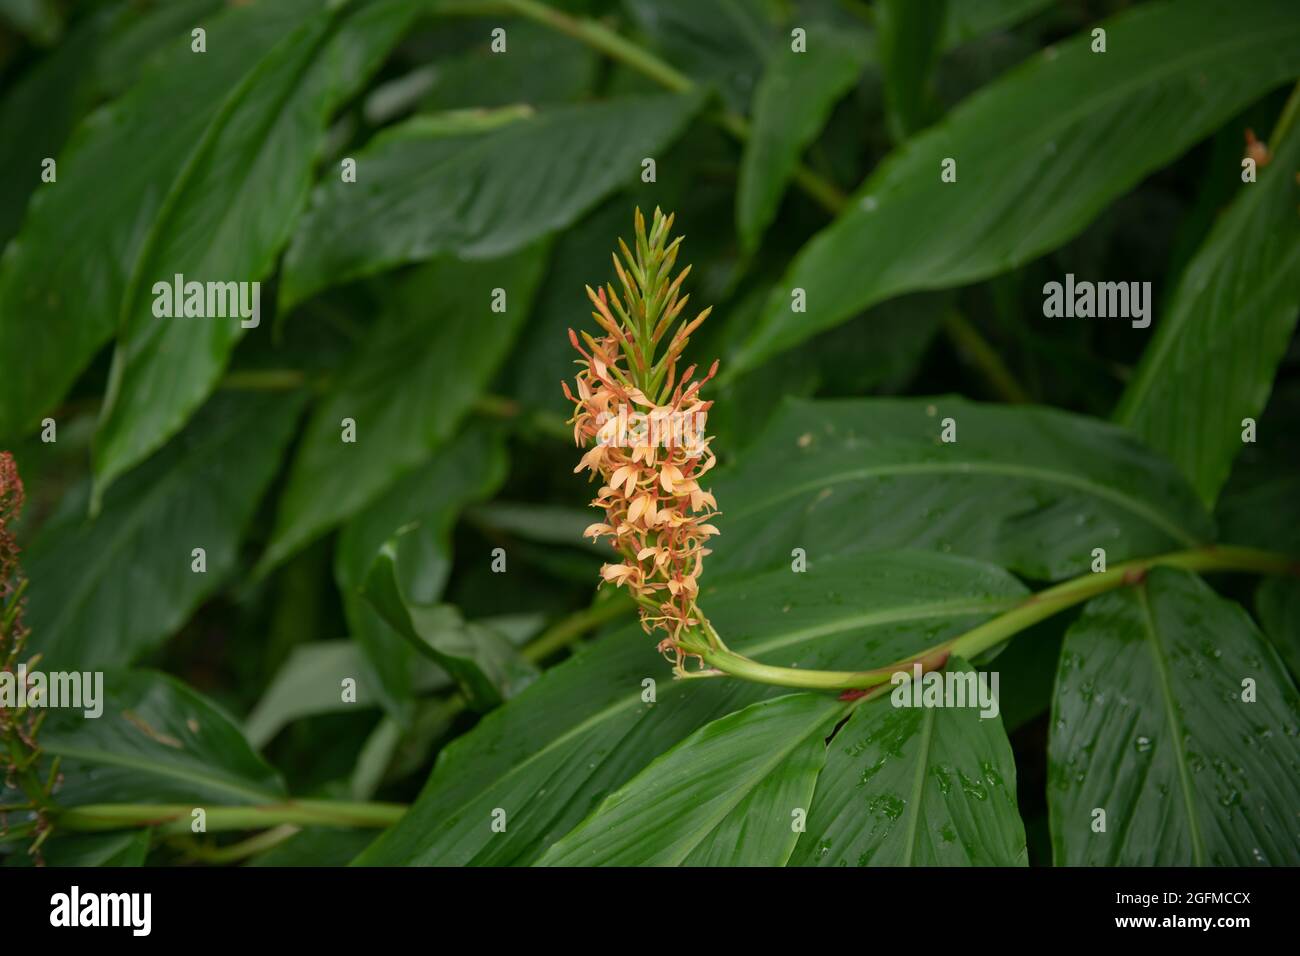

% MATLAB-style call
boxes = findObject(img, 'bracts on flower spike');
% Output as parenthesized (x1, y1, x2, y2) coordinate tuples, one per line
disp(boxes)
(562, 208, 721, 675)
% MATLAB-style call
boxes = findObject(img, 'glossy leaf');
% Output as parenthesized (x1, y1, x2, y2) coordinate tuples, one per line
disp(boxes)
(1114, 99, 1300, 506)
(0, 0, 317, 440)
(729, 0, 1300, 375)
(41, 670, 285, 806)
(243, 641, 448, 749)
(92, 0, 421, 497)
(415, 19, 598, 112)
(737, 22, 869, 252)
(539, 693, 843, 866)
(708, 396, 1213, 582)
(334, 425, 509, 719)
(877, 0, 945, 140)
(354, 550, 1025, 865)
(790, 657, 1026, 866)
(280, 93, 702, 307)
(0, 5, 105, 245)
(1049, 568, 1300, 865)
(23, 392, 303, 670)
(262, 246, 546, 572)
(362, 531, 538, 711)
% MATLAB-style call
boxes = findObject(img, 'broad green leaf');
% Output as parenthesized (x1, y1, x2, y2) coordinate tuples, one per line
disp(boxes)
(729, 0, 1300, 375)
(539, 693, 843, 866)
(0, 5, 101, 244)
(0, 0, 321, 442)
(622, 0, 773, 112)
(1114, 100, 1300, 506)
(41, 670, 285, 806)
(415, 18, 598, 112)
(354, 550, 1026, 865)
(92, 0, 421, 498)
(262, 246, 546, 572)
(1256, 576, 1300, 684)
(94, 1, 231, 100)
(245, 641, 379, 749)
(737, 23, 869, 252)
(708, 396, 1213, 583)
(335, 424, 509, 719)
(790, 657, 1027, 866)
(362, 532, 539, 711)
(243, 640, 447, 749)
(352, 717, 402, 799)
(0, 0, 231, 246)
(6, 829, 152, 868)
(877, 0, 945, 141)
(23, 392, 303, 670)
(1049, 567, 1300, 865)
(280, 93, 703, 307)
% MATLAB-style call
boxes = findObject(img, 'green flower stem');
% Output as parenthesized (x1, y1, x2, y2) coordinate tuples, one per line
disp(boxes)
(56, 799, 408, 836)
(218, 369, 308, 391)
(689, 546, 1298, 692)
(522, 593, 635, 662)
(500, 0, 694, 94)
(171, 824, 301, 864)
(943, 311, 1031, 404)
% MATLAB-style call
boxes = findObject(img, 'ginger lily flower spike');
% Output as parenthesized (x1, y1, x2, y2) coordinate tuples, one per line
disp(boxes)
(563, 208, 722, 676)
(564, 209, 1009, 696)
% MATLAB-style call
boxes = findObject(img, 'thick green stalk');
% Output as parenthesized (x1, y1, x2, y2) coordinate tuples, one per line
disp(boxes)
(56, 799, 407, 836)
(172, 825, 300, 864)
(943, 311, 1031, 404)
(690, 546, 1297, 692)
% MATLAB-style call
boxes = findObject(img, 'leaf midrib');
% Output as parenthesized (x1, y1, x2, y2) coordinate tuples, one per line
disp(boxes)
(44, 743, 279, 805)
(1136, 584, 1207, 865)
(900, 704, 937, 866)
(657, 700, 842, 866)
(873, 9, 1297, 207)
(725, 460, 1202, 546)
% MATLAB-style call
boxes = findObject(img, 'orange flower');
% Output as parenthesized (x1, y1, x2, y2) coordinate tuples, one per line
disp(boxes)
(563, 208, 720, 670)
